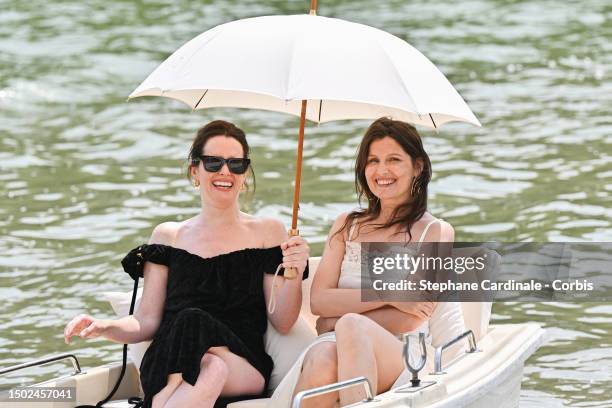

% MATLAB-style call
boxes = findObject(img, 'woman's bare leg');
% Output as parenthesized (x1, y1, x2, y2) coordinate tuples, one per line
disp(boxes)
(293, 341, 339, 408)
(163, 353, 228, 408)
(207, 346, 265, 396)
(151, 374, 182, 408)
(334, 313, 404, 406)
(163, 347, 265, 408)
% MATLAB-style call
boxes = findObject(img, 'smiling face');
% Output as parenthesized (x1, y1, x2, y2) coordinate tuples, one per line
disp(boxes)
(191, 135, 247, 208)
(364, 136, 422, 203)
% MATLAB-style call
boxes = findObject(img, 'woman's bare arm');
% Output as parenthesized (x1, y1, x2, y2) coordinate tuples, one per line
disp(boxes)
(316, 306, 426, 335)
(310, 213, 386, 318)
(315, 217, 457, 334)
(64, 223, 173, 344)
(102, 257, 167, 343)
(263, 219, 308, 334)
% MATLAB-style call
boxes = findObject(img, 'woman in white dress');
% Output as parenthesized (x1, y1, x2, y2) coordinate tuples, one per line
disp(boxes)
(273, 117, 455, 407)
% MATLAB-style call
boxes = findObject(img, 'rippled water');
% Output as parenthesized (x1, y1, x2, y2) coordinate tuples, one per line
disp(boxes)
(1, 0, 611, 405)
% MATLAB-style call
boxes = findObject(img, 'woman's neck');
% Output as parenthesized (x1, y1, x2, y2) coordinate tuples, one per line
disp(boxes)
(197, 203, 242, 227)
(378, 197, 405, 222)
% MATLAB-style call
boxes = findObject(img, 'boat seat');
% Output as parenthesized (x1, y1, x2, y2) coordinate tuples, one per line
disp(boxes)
(223, 398, 269, 408)
(102, 400, 138, 408)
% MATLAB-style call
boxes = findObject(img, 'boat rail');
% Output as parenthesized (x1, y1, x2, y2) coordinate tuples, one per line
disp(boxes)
(292, 376, 374, 408)
(432, 329, 479, 375)
(0, 353, 82, 377)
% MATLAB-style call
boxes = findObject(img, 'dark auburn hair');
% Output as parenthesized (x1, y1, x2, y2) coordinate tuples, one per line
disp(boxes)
(187, 120, 255, 192)
(336, 117, 432, 242)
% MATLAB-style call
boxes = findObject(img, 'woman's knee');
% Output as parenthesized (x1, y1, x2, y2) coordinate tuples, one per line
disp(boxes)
(167, 373, 183, 388)
(302, 342, 338, 383)
(200, 353, 229, 381)
(335, 313, 368, 337)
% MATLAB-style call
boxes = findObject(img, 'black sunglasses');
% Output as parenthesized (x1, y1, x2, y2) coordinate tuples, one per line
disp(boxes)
(193, 155, 251, 175)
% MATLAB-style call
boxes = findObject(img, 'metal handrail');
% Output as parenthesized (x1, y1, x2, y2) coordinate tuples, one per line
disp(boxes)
(292, 376, 374, 408)
(0, 353, 82, 377)
(432, 330, 479, 374)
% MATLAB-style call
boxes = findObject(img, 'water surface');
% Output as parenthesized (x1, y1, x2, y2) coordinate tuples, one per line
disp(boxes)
(1, 0, 610, 405)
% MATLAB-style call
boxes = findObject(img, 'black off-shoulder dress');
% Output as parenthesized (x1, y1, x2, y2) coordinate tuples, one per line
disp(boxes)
(121, 244, 308, 408)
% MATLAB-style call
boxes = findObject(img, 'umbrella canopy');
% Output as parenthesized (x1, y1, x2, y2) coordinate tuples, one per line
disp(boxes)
(129, 14, 480, 129)
(130, 10, 481, 278)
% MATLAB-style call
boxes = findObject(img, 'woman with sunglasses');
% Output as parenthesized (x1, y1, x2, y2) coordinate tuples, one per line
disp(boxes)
(271, 117, 456, 407)
(64, 120, 309, 408)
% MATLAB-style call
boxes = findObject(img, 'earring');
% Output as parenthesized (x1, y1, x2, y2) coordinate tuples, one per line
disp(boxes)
(193, 179, 200, 188)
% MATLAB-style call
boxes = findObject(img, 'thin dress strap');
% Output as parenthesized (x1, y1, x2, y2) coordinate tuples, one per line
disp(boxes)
(416, 218, 440, 252)
(347, 218, 358, 242)
(417, 218, 440, 243)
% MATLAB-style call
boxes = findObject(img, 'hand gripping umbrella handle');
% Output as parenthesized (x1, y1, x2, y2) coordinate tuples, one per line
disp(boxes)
(284, 228, 299, 279)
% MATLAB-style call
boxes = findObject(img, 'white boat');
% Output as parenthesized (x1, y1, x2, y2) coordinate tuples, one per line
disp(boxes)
(0, 257, 545, 407)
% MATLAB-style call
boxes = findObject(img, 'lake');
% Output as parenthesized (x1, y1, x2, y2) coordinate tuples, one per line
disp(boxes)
(0, 0, 610, 405)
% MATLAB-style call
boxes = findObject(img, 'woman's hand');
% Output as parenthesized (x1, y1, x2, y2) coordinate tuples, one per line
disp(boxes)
(281, 235, 310, 275)
(64, 314, 109, 344)
(316, 316, 339, 335)
(388, 301, 436, 320)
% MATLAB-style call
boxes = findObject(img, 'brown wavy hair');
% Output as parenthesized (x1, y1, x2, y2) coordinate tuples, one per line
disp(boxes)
(335, 117, 431, 242)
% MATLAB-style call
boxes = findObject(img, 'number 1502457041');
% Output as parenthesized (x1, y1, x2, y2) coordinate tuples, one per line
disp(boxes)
(1, 387, 75, 402)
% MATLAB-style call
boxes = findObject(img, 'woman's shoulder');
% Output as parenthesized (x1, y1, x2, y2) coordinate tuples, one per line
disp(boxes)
(326, 211, 357, 243)
(149, 221, 182, 245)
(243, 215, 286, 247)
(420, 213, 455, 241)
(121, 222, 182, 280)
(438, 219, 455, 241)
(334, 211, 352, 225)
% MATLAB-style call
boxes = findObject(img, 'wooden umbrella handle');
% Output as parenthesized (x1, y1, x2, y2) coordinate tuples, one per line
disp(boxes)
(283, 228, 300, 279)
(287, 2, 316, 279)
(285, 100, 308, 280)
(309, 0, 317, 15)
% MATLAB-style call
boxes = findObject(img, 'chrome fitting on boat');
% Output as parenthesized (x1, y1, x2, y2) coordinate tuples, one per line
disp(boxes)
(403, 332, 427, 387)
(432, 329, 480, 375)
(292, 376, 375, 408)
(0, 353, 82, 377)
